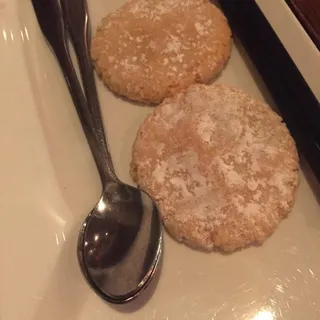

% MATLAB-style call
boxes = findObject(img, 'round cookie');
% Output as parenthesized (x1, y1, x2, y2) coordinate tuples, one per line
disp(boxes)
(131, 84, 299, 252)
(91, 0, 232, 104)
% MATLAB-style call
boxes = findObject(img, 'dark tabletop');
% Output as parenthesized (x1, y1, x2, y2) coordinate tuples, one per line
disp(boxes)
(286, 0, 320, 50)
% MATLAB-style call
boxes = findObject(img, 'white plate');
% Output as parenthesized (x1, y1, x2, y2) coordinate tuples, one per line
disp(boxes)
(1, 1, 320, 319)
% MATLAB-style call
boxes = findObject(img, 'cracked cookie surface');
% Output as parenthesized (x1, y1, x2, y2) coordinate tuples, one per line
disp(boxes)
(131, 84, 299, 252)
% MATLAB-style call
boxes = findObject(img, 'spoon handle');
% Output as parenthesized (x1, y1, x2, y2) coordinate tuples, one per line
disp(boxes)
(60, 0, 117, 183)
(32, 0, 114, 182)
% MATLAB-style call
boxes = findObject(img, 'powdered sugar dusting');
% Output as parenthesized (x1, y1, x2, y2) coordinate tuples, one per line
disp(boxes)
(151, 151, 225, 221)
(132, 81, 299, 251)
(91, 0, 232, 103)
(217, 159, 245, 186)
(164, 35, 182, 54)
(129, 0, 197, 20)
(153, 152, 206, 192)
(244, 202, 261, 218)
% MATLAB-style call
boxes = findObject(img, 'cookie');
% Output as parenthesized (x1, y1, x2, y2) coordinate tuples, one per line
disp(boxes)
(91, 0, 232, 104)
(131, 84, 299, 252)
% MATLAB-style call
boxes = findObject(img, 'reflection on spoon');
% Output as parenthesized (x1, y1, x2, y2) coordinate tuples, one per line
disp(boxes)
(31, 0, 163, 304)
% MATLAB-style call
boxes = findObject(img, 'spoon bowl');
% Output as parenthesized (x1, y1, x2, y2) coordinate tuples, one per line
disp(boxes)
(77, 182, 162, 303)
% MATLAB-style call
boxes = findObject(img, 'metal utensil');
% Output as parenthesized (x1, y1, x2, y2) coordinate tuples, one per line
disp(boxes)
(32, 0, 163, 304)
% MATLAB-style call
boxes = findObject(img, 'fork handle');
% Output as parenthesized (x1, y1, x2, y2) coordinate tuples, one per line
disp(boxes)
(32, 0, 115, 183)
(55, 44, 116, 183)
(60, 0, 117, 183)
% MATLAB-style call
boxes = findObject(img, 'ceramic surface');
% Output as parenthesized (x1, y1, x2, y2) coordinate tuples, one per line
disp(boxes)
(1, 1, 320, 319)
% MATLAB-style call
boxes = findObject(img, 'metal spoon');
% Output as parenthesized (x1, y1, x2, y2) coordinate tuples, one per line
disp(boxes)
(32, 0, 163, 304)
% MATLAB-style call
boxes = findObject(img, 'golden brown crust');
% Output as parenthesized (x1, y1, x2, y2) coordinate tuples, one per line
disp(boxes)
(91, 0, 232, 104)
(131, 84, 300, 252)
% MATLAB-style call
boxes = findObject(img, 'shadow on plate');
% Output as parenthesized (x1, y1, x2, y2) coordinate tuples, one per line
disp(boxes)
(31, 225, 89, 320)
